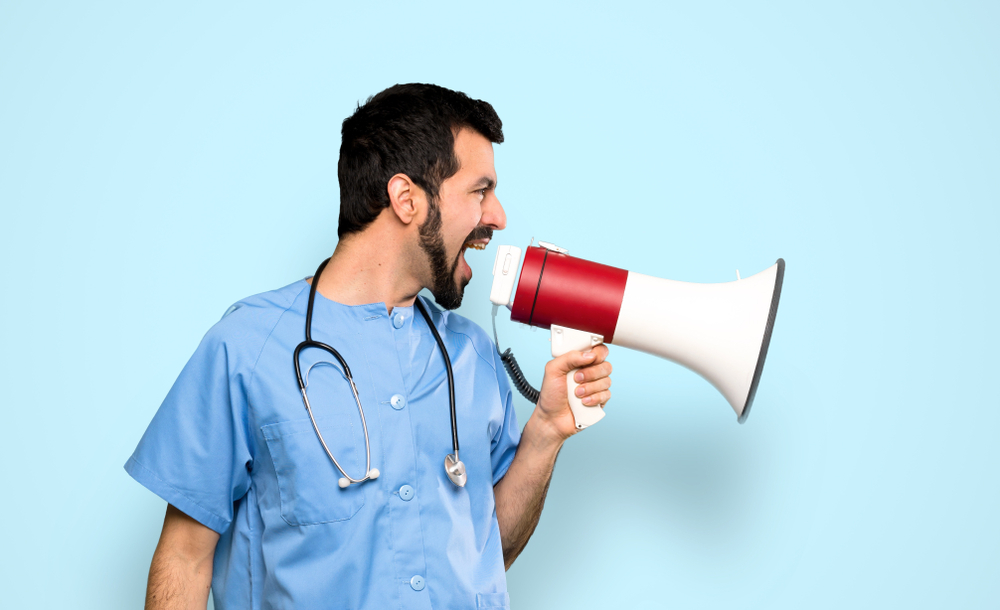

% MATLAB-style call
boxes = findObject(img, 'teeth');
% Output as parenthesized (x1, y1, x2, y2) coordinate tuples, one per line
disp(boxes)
(464, 242, 486, 250)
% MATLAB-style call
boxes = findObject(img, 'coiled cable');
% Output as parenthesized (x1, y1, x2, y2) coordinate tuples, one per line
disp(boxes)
(500, 348, 540, 404)
(492, 305, 541, 404)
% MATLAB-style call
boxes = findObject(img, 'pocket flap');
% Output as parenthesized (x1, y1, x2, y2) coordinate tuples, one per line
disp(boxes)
(476, 592, 510, 609)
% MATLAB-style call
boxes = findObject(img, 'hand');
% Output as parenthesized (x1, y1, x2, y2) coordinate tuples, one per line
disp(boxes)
(534, 344, 612, 440)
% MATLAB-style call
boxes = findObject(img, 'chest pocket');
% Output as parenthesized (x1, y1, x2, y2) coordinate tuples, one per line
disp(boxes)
(262, 361, 368, 525)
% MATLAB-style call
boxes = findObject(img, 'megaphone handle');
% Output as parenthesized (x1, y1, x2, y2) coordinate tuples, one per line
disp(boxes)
(565, 367, 606, 429)
(550, 325, 606, 430)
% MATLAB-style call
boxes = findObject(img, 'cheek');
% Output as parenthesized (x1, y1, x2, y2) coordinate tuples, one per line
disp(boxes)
(448, 201, 481, 238)
(459, 197, 481, 224)
(468, 203, 484, 232)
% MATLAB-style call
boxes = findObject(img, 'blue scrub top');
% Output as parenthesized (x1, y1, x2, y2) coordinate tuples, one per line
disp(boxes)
(125, 279, 520, 610)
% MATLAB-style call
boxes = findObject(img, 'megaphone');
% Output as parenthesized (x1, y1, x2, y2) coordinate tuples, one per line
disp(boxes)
(489, 241, 784, 429)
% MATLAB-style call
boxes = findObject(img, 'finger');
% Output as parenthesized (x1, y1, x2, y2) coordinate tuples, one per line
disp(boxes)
(585, 344, 610, 365)
(548, 349, 599, 376)
(574, 376, 612, 398)
(573, 361, 613, 384)
(581, 389, 612, 406)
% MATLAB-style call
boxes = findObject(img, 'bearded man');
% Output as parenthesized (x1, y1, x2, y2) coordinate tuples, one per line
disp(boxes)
(127, 83, 613, 610)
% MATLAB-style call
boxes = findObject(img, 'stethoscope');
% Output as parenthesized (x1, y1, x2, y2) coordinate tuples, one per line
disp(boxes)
(293, 258, 468, 489)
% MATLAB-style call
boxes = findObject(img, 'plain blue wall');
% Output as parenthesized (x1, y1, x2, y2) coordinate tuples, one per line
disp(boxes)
(1, 1, 997, 608)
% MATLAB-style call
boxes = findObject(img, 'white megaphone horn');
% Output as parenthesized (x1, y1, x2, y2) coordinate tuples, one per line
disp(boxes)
(489, 242, 785, 429)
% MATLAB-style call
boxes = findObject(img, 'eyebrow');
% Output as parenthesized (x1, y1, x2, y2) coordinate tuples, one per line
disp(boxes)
(472, 176, 496, 190)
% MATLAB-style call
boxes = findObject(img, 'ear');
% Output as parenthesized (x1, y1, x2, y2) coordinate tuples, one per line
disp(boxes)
(387, 174, 426, 226)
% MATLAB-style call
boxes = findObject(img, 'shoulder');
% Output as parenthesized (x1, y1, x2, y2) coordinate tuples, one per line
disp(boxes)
(199, 279, 310, 363)
(418, 295, 497, 372)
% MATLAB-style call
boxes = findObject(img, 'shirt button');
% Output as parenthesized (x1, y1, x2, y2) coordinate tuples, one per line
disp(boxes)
(398, 484, 414, 501)
(390, 394, 406, 410)
(410, 575, 425, 591)
(392, 313, 405, 329)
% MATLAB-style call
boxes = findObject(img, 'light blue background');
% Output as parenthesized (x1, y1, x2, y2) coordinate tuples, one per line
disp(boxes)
(1, 1, 997, 608)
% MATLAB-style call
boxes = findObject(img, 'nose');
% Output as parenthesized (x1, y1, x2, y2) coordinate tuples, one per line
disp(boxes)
(483, 192, 507, 231)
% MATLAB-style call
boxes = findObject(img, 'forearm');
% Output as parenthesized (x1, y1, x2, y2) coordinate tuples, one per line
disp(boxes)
(145, 505, 218, 610)
(145, 545, 214, 609)
(493, 411, 566, 569)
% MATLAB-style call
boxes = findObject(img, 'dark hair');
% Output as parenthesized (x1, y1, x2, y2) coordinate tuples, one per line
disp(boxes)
(337, 83, 504, 238)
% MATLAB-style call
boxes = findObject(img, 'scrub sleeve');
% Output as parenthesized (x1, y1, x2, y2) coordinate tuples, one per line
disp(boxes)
(125, 326, 253, 535)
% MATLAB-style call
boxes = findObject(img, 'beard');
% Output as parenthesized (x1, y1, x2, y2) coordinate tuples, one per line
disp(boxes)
(418, 199, 493, 310)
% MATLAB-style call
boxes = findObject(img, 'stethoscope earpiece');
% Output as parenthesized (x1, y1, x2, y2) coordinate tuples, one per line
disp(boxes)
(296, 258, 465, 490)
(339, 469, 379, 489)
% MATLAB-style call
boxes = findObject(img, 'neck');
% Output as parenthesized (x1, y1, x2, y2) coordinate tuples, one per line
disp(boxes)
(313, 222, 426, 314)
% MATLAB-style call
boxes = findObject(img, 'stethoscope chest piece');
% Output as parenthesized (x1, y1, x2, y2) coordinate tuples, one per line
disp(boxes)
(445, 453, 467, 487)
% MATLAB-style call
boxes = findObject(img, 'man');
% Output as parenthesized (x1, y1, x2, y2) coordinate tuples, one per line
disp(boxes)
(126, 83, 613, 610)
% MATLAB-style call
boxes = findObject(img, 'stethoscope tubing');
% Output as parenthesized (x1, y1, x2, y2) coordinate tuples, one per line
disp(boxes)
(294, 339, 374, 484)
(414, 297, 460, 460)
(294, 258, 461, 486)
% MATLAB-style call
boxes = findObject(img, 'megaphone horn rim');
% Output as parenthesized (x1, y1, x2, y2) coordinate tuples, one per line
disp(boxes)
(738, 258, 786, 424)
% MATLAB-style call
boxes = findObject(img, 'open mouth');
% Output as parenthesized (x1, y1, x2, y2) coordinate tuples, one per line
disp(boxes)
(459, 238, 490, 280)
(462, 226, 494, 253)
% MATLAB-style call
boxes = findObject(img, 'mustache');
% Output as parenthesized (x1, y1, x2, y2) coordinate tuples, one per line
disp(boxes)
(464, 225, 494, 243)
